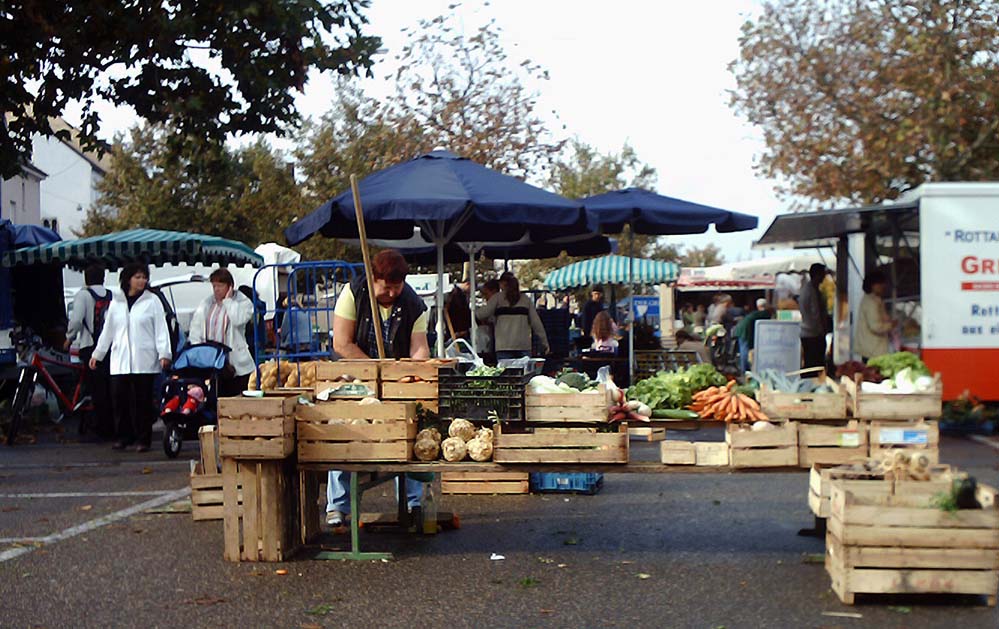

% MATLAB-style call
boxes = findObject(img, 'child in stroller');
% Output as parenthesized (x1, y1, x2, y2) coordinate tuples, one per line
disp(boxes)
(159, 341, 230, 458)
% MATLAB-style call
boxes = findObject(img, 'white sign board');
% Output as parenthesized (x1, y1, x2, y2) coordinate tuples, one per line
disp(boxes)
(407, 273, 451, 297)
(753, 320, 801, 374)
(920, 194, 999, 349)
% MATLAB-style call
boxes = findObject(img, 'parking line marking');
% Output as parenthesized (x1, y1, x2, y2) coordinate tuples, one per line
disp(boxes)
(0, 487, 191, 563)
(1, 491, 176, 498)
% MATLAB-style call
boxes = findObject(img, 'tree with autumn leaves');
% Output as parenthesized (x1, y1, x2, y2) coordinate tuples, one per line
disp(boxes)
(731, 0, 999, 206)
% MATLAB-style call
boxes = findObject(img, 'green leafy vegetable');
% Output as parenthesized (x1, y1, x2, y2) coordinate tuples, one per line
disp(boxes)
(866, 351, 930, 379)
(627, 364, 726, 410)
(467, 365, 506, 377)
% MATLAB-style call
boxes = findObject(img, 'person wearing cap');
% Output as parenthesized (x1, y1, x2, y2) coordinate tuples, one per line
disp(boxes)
(581, 285, 605, 338)
(733, 298, 772, 373)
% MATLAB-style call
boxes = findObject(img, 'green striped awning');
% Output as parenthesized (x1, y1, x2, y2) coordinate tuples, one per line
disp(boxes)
(2, 229, 263, 270)
(544, 255, 679, 290)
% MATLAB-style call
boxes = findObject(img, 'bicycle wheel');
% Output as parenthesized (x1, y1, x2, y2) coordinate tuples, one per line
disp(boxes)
(6, 368, 36, 446)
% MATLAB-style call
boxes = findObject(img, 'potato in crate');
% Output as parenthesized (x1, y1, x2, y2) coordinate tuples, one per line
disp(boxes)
(218, 396, 298, 460)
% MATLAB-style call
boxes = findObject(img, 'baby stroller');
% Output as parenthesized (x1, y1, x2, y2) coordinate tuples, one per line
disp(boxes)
(159, 341, 230, 458)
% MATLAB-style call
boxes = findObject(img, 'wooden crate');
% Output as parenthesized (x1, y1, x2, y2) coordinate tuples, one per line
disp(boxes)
(808, 463, 953, 518)
(798, 421, 868, 468)
(441, 471, 530, 495)
(869, 420, 939, 464)
(296, 400, 417, 462)
(694, 442, 729, 466)
(629, 426, 666, 442)
(380, 359, 454, 400)
(758, 379, 847, 420)
(218, 396, 297, 460)
(726, 421, 798, 468)
(842, 373, 943, 420)
(660, 440, 696, 465)
(525, 385, 609, 423)
(190, 426, 227, 521)
(222, 458, 299, 562)
(493, 423, 628, 463)
(315, 359, 380, 397)
(826, 479, 999, 605)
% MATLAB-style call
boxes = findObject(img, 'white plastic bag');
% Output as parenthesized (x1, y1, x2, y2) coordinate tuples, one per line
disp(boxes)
(445, 338, 484, 368)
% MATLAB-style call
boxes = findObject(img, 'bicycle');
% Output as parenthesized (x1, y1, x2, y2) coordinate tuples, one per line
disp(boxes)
(3, 327, 93, 445)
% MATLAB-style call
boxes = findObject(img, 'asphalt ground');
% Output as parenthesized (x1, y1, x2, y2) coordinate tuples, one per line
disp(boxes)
(1, 425, 997, 629)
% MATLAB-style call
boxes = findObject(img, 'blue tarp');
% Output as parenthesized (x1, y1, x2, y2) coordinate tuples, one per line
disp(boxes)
(0, 220, 62, 331)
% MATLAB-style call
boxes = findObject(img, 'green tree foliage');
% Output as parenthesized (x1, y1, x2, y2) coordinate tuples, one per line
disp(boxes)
(82, 124, 304, 248)
(1, 0, 380, 178)
(730, 0, 999, 205)
(680, 244, 724, 267)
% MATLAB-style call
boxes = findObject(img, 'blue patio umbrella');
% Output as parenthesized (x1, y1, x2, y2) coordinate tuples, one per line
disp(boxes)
(580, 187, 759, 381)
(285, 151, 594, 356)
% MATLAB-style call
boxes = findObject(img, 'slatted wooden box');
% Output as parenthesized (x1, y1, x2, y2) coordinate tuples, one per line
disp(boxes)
(315, 359, 380, 398)
(660, 440, 696, 465)
(493, 424, 628, 464)
(380, 359, 454, 401)
(524, 385, 609, 423)
(218, 396, 297, 460)
(441, 471, 530, 494)
(725, 421, 798, 468)
(222, 458, 299, 562)
(798, 421, 868, 468)
(629, 426, 666, 441)
(842, 373, 943, 420)
(869, 420, 940, 464)
(826, 478, 999, 605)
(758, 379, 847, 420)
(807, 463, 954, 519)
(296, 400, 417, 462)
(190, 426, 229, 521)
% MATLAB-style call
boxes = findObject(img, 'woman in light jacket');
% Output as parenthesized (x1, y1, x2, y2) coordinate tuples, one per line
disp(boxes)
(188, 268, 254, 396)
(854, 270, 894, 361)
(475, 272, 549, 360)
(90, 263, 172, 452)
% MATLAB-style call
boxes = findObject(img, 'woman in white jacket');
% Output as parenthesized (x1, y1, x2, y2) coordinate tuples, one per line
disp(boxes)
(90, 263, 172, 452)
(188, 268, 254, 396)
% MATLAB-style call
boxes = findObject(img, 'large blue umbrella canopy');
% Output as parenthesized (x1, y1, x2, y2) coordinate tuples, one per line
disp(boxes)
(580, 187, 758, 235)
(285, 150, 593, 246)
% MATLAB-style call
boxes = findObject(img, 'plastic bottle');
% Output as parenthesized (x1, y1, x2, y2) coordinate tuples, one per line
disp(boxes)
(421, 478, 439, 535)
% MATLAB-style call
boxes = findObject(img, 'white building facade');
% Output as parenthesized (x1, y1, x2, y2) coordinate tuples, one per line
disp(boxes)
(1, 162, 46, 225)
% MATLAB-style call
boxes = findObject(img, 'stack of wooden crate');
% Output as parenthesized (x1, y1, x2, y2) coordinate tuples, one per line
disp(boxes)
(726, 421, 798, 468)
(217, 394, 301, 562)
(825, 474, 998, 605)
(380, 359, 452, 413)
(190, 425, 228, 522)
(315, 359, 380, 399)
(296, 399, 417, 462)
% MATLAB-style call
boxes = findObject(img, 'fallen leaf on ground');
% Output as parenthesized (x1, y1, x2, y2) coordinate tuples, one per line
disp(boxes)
(305, 603, 335, 616)
(637, 573, 651, 580)
(620, 560, 634, 565)
(186, 596, 226, 606)
(821, 611, 863, 619)
(79, 505, 93, 511)
(887, 606, 911, 614)
(301, 624, 323, 629)
(1, 506, 20, 512)
(275, 569, 289, 576)
(539, 609, 554, 614)
(537, 557, 554, 564)
(557, 564, 567, 568)
(801, 553, 825, 564)
(142, 467, 153, 474)
(563, 537, 579, 546)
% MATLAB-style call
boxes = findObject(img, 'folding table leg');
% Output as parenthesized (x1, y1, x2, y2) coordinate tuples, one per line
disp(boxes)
(314, 472, 392, 561)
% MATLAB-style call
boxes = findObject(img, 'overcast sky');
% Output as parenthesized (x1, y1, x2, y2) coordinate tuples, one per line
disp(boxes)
(66, 0, 796, 262)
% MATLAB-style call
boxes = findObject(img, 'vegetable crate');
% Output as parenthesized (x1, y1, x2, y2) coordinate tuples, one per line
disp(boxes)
(660, 440, 696, 465)
(218, 396, 297, 460)
(190, 426, 238, 522)
(869, 420, 940, 465)
(842, 373, 943, 420)
(222, 457, 299, 562)
(797, 421, 869, 468)
(315, 359, 380, 398)
(441, 471, 529, 495)
(380, 359, 454, 400)
(826, 478, 999, 605)
(493, 424, 629, 464)
(808, 463, 954, 519)
(758, 380, 847, 420)
(529, 472, 604, 494)
(629, 426, 666, 442)
(726, 422, 798, 468)
(296, 400, 417, 462)
(524, 384, 609, 423)
(437, 366, 530, 422)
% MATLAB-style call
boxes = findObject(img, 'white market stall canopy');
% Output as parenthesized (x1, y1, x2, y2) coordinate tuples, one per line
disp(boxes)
(676, 254, 833, 291)
(544, 255, 679, 290)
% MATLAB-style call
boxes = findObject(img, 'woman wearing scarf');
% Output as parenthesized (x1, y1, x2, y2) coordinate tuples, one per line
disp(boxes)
(189, 269, 255, 397)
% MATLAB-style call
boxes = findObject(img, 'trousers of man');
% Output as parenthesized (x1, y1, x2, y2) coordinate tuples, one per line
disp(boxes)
(79, 345, 113, 438)
(326, 471, 423, 515)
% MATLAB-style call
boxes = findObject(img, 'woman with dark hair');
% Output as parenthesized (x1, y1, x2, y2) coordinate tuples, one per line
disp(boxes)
(590, 310, 618, 353)
(475, 271, 549, 360)
(90, 262, 172, 452)
(855, 270, 894, 361)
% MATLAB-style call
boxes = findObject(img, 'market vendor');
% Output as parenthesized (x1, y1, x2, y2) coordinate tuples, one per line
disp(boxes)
(733, 298, 772, 373)
(327, 249, 430, 528)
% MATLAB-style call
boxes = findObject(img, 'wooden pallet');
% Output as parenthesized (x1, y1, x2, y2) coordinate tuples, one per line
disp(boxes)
(726, 421, 798, 468)
(798, 420, 869, 467)
(525, 385, 609, 423)
(441, 471, 529, 494)
(868, 420, 939, 464)
(493, 424, 628, 464)
(218, 396, 297, 460)
(842, 373, 943, 420)
(296, 400, 417, 462)
(826, 478, 999, 605)
(222, 458, 299, 562)
(758, 379, 848, 420)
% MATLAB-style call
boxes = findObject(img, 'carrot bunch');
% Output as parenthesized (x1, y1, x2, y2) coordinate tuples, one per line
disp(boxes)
(687, 381, 769, 422)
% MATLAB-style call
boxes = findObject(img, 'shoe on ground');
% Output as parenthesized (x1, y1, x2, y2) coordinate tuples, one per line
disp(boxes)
(326, 510, 346, 527)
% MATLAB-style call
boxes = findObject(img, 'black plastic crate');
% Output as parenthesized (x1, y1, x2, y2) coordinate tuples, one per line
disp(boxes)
(437, 365, 530, 421)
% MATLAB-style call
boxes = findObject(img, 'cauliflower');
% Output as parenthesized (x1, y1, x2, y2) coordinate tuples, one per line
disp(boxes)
(448, 419, 476, 442)
(416, 427, 442, 444)
(413, 438, 440, 461)
(475, 427, 494, 443)
(441, 436, 468, 462)
(467, 437, 493, 462)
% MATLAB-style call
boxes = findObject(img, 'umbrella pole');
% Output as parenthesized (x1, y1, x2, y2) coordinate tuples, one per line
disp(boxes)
(436, 242, 445, 358)
(350, 174, 386, 359)
(629, 226, 635, 385)
(468, 250, 477, 349)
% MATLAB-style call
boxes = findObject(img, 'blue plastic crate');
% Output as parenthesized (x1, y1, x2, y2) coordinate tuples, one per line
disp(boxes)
(529, 472, 603, 495)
